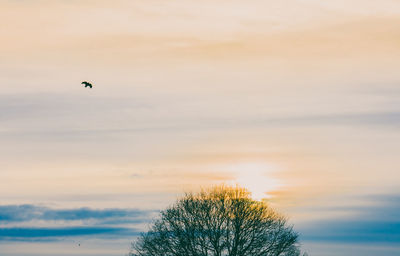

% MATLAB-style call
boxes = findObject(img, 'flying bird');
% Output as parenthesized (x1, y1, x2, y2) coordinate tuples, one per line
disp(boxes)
(81, 81, 93, 89)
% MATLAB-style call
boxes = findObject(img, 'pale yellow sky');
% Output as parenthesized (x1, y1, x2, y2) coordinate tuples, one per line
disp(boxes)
(1, 0, 400, 221)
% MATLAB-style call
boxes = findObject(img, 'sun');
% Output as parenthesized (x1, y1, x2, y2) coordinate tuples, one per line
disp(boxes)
(226, 162, 281, 201)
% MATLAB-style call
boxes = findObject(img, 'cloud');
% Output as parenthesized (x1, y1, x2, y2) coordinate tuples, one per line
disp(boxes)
(264, 112, 400, 128)
(0, 226, 138, 241)
(41, 208, 146, 221)
(0, 205, 153, 241)
(0, 93, 150, 123)
(303, 221, 400, 243)
(0, 204, 155, 224)
(298, 194, 400, 244)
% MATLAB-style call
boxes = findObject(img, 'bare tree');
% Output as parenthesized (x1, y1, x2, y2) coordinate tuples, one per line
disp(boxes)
(130, 185, 303, 256)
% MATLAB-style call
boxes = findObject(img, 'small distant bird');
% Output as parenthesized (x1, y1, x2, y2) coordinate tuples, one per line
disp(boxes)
(81, 81, 93, 89)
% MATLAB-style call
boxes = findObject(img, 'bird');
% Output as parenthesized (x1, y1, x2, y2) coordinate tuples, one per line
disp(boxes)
(81, 81, 93, 89)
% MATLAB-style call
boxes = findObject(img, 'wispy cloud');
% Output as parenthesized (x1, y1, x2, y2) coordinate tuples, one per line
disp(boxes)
(0, 226, 138, 241)
(298, 194, 400, 244)
(0, 205, 153, 241)
(0, 204, 154, 223)
(264, 112, 400, 128)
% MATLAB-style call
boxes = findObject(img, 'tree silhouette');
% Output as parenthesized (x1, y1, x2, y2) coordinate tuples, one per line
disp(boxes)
(130, 185, 303, 256)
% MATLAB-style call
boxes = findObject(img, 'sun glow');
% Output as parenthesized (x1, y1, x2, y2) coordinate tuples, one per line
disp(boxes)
(226, 162, 281, 201)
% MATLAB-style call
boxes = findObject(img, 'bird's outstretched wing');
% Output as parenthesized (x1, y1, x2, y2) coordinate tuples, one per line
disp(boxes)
(81, 81, 93, 88)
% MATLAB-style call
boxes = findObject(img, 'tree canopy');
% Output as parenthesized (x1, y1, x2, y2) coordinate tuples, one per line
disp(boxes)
(130, 185, 303, 256)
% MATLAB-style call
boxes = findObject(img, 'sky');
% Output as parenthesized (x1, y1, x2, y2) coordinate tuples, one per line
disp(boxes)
(1, 0, 400, 255)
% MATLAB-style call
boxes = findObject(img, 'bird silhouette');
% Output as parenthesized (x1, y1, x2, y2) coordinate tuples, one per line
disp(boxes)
(81, 81, 93, 88)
